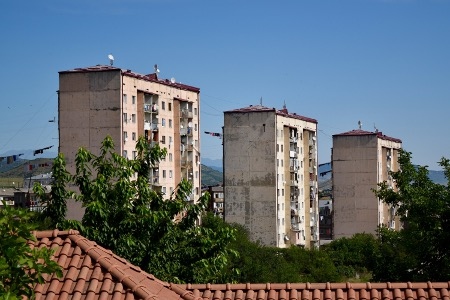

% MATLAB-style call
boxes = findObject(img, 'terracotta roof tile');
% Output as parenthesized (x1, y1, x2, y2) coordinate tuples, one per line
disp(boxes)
(179, 282, 450, 300)
(29, 230, 201, 300)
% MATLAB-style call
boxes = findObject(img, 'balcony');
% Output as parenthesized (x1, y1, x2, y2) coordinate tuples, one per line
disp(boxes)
(180, 110, 193, 119)
(289, 151, 298, 158)
(290, 136, 298, 143)
(181, 159, 193, 168)
(144, 122, 158, 131)
(151, 176, 161, 186)
(144, 104, 158, 114)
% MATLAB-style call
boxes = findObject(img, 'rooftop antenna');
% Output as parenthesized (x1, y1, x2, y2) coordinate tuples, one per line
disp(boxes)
(283, 100, 286, 110)
(154, 64, 160, 74)
(260, 97, 263, 106)
(358, 120, 362, 130)
(374, 123, 378, 133)
(48, 116, 56, 123)
(108, 54, 114, 66)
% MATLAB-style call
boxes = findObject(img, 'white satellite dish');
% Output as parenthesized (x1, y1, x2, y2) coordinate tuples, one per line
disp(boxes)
(108, 54, 114, 66)
(170, 77, 176, 83)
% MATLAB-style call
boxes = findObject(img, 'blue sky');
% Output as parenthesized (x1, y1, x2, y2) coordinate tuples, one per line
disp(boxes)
(1, 0, 449, 170)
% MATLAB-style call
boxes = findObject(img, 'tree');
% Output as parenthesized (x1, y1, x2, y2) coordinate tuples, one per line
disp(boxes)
(323, 233, 379, 281)
(33, 153, 75, 230)
(374, 150, 450, 281)
(46, 136, 237, 283)
(0, 203, 62, 299)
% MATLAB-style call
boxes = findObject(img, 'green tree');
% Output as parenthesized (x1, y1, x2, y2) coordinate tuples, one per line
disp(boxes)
(33, 153, 75, 229)
(323, 233, 379, 281)
(66, 136, 236, 283)
(374, 150, 450, 281)
(0, 203, 62, 299)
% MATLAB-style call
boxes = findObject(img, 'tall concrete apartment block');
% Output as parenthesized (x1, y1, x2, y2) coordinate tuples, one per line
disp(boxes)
(223, 105, 319, 248)
(59, 65, 201, 201)
(332, 129, 402, 239)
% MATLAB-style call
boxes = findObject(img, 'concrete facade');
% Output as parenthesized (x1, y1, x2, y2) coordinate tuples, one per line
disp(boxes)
(332, 129, 402, 239)
(59, 65, 201, 203)
(223, 105, 319, 248)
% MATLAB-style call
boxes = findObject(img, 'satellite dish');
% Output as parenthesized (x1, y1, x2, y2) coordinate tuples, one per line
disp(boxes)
(170, 77, 176, 83)
(108, 54, 114, 66)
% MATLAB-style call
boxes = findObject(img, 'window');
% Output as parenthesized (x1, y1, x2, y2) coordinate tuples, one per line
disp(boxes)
(281, 145, 283, 152)
(169, 170, 173, 178)
(194, 107, 197, 115)
(162, 101, 165, 110)
(123, 150, 128, 158)
(277, 144, 279, 152)
(163, 170, 166, 178)
(168, 102, 172, 111)
(169, 119, 172, 128)
(131, 114, 136, 123)
(195, 171, 198, 178)
(132, 95, 136, 105)
(161, 136, 166, 144)
(123, 113, 128, 123)
(169, 153, 173, 162)
(162, 187, 166, 194)
(132, 151, 137, 159)
(194, 123, 197, 131)
(123, 131, 128, 142)
(161, 118, 166, 127)
(132, 132, 136, 141)
(123, 94, 127, 104)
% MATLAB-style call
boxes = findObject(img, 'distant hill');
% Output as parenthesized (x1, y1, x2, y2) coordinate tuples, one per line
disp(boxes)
(201, 158, 223, 172)
(201, 164, 223, 187)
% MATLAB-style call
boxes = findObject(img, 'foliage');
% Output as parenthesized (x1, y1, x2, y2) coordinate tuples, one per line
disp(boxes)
(33, 153, 75, 230)
(374, 150, 450, 281)
(323, 233, 379, 280)
(0, 202, 62, 299)
(226, 224, 342, 283)
(61, 136, 237, 283)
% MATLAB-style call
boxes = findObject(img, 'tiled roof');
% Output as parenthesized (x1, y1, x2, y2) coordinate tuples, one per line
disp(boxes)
(180, 282, 450, 300)
(225, 105, 318, 124)
(333, 129, 402, 143)
(29, 229, 201, 300)
(59, 65, 200, 93)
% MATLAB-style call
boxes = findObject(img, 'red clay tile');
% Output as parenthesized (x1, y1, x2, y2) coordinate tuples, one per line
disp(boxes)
(29, 230, 201, 300)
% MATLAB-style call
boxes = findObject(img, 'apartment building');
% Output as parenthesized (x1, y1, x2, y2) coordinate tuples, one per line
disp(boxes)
(223, 104, 319, 248)
(332, 128, 402, 239)
(58, 65, 201, 201)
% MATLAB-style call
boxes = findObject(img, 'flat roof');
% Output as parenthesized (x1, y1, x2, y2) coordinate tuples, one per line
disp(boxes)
(333, 129, 402, 143)
(59, 65, 200, 93)
(225, 105, 318, 124)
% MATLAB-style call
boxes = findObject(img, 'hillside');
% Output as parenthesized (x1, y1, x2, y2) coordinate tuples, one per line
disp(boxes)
(201, 164, 223, 187)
